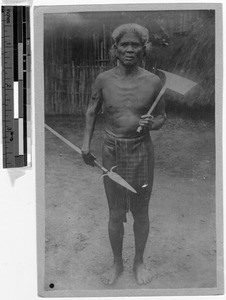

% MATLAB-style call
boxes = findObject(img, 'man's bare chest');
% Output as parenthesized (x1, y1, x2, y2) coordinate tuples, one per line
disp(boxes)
(102, 78, 156, 112)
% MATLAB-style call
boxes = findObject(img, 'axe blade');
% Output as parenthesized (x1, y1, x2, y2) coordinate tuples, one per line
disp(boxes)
(159, 69, 197, 95)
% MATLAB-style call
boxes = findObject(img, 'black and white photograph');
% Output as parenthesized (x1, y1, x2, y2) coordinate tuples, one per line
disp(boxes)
(34, 3, 223, 297)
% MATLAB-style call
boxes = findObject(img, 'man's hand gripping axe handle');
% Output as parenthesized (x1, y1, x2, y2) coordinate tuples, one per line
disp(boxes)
(45, 124, 137, 193)
(137, 69, 198, 133)
(137, 86, 166, 133)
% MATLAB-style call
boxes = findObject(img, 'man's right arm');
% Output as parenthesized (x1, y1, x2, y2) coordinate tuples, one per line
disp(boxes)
(81, 74, 103, 166)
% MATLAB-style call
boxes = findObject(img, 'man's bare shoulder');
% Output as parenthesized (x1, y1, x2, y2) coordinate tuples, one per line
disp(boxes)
(139, 68, 162, 90)
(99, 68, 117, 79)
(94, 68, 116, 86)
(139, 68, 162, 85)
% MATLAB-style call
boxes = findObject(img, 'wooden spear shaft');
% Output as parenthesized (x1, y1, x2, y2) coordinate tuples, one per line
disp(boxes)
(45, 124, 108, 173)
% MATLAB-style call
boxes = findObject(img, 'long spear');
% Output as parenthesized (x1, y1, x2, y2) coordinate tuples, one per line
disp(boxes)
(45, 124, 137, 194)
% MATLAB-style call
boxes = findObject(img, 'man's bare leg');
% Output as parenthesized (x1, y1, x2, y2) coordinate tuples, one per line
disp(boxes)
(132, 213, 152, 284)
(101, 218, 124, 285)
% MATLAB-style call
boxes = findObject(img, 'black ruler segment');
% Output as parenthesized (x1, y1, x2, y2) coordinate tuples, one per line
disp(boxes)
(23, 22, 26, 54)
(17, 6, 22, 43)
(2, 6, 31, 168)
(13, 6, 17, 82)
(13, 119, 19, 156)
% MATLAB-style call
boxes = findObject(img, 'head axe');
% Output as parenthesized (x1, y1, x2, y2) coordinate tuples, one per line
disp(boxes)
(45, 124, 137, 194)
(137, 69, 198, 132)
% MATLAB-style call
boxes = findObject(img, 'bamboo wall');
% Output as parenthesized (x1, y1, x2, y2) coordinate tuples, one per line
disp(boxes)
(44, 10, 206, 115)
(44, 64, 110, 114)
(44, 21, 113, 114)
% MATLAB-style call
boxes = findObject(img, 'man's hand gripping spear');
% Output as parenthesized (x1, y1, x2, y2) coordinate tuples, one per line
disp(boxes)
(45, 124, 137, 194)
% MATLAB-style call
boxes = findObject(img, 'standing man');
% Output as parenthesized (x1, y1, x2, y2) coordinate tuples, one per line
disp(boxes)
(82, 24, 166, 285)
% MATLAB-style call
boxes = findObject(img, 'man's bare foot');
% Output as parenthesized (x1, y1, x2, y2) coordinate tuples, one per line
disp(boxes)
(101, 262, 123, 285)
(133, 262, 152, 284)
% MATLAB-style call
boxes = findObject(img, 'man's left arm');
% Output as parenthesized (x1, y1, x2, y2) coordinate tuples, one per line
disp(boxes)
(149, 95, 166, 130)
(139, 79, 166, 131)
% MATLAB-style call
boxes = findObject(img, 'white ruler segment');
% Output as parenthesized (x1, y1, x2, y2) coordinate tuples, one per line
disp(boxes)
(13, 82, 19, 118)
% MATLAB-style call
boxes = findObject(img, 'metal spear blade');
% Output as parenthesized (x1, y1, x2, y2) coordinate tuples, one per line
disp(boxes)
(103, 166, 137, 194)
(45, 124, 137, 194)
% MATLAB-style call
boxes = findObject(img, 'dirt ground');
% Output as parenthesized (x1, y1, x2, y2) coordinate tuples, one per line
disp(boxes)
(44, 113, 216, 292)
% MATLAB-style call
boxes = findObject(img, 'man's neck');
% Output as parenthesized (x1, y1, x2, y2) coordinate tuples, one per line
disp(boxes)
(117, 63, 139, 77)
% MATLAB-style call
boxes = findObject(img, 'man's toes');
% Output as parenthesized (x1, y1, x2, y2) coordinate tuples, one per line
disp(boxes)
(135, 266, 152, 285)
(137, 277, 144, 285)
(147, 275, 152, 284)
(106, 277, 111, 285)
(101, 276, 108, 284)
(146, 277, 151, 284)
(144, 277, 148, 284)
(140, 279, 144, 285)
(101, 273, 113, 285)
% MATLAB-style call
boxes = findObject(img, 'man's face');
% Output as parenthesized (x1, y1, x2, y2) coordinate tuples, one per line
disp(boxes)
(116, 32, 145, 67)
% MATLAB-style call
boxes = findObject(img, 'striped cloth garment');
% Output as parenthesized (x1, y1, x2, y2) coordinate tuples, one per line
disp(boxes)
(102, 131, 154, 215)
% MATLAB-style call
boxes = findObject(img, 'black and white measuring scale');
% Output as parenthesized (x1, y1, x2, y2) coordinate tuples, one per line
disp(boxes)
(2, 6, 31, 168)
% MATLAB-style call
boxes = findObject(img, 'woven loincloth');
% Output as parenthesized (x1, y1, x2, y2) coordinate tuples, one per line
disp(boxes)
(102, 131, 154, 222)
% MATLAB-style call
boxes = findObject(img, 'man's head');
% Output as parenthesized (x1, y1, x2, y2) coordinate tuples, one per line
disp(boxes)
(111, 23, 149, 47)
(110, 23, 149, 67)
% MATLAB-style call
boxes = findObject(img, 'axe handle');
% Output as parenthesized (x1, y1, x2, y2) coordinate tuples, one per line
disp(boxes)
(137, 86, 166, 133)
